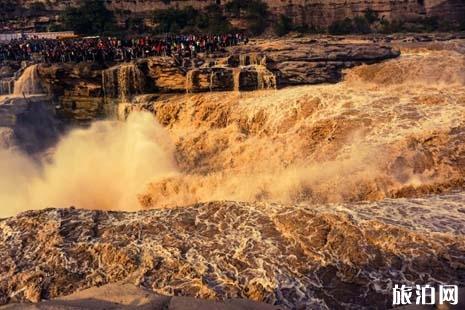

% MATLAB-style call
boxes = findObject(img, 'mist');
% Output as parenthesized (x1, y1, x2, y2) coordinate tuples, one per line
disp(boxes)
(0, 112, 177, 218)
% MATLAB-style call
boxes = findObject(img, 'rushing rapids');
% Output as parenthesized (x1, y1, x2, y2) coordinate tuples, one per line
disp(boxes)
(132, 43, 465, 209)
(0, 196, 464, 308)
(0, 39, 465, 309)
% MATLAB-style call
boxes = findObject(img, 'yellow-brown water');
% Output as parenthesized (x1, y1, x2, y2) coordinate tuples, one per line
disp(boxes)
(13, 64, 43, 96)
(1, 43, 465, 218)
(139, 46, 465, 209)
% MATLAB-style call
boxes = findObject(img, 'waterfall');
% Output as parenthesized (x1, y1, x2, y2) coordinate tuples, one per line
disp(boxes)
(239, 54, 266, 66)
(13, 64, 44, 96)
(256, 65, 277, 90)
(102, 63, 145, 101)
(118, 64, 144, 100)
(0, 78, 14, 96)
(185, 70, 194, 93)
(236, 54, 275, 91)
(233, 68, 241, 92)
(184, 64, 276, 93)
(209, 71, 214, 92)
(239, 54, 248, 67)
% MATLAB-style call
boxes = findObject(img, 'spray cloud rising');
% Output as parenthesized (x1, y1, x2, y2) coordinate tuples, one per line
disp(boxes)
(0, 112, 177, 218)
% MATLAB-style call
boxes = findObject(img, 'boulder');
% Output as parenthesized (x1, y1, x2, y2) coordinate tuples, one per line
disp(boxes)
(231, 39, 400, 86)
(275, 61, 343, 85)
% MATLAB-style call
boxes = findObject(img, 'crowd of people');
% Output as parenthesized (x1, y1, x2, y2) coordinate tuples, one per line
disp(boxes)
(0, 33, 249, 63)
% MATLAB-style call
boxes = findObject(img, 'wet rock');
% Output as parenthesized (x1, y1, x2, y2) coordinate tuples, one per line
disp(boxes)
(186, 67, 235, 92)
(185, 66, 277, 92)
(57, 97, 104, 122)
(231, 39, 399, 86)
(38, 63, 103, 98)
(0, 78, 14, 96)
(0, 65, 16, 79)
(23, 284, 42, 303)
(6, 37, 400, 124)
(147, 57, 187, 92)
(275, 61, 342, 85)
(239, 66, 277, 90)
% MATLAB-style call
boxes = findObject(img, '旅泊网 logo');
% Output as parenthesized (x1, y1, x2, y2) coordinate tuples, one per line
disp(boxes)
(392, 284, 458, 306)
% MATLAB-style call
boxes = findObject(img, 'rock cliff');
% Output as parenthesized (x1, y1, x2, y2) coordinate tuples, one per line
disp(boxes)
(8, 0, 465, 30)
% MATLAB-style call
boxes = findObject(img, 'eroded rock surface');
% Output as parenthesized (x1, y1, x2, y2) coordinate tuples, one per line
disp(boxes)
(230, 38, 400, 86)
(1, 283, 279, 310)
(8, 0, 465, 31)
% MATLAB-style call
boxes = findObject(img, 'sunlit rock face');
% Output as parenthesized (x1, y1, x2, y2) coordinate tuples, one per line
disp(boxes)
(230, 39, 400, 86)
(35, 62, 106, 122)
(13, 0, 465, 29)
(0, 197, 464, 308)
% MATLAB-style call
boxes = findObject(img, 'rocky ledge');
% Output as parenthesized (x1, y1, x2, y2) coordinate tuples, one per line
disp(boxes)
(1, 283, 279, 310)
(1, 196, 464, 309)
(22, 38, 398, 122)
(229, 37, 400, 85)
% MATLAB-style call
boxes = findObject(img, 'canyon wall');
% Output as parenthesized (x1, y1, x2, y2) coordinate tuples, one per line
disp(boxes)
(12, 0, 465, 29)
(267, 0, 465, 27)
